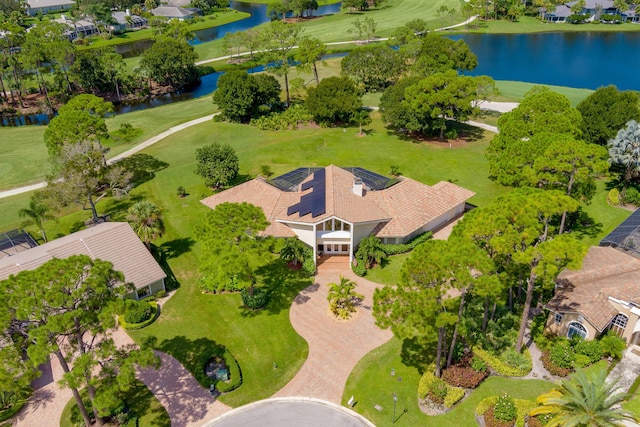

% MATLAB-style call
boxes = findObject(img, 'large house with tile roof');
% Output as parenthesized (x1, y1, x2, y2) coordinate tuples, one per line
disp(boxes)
(201, 165, 475, 267)
(0, 222, 166, 300)
(546, 246, 640, 345)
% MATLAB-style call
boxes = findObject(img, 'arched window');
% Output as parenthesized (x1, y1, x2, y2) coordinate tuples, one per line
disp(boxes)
(567, 322, 587, 339)
(609, 313, 628, 337)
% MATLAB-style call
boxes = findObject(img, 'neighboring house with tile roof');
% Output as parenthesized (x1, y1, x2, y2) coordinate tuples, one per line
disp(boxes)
(151, 6, 194, 20)
(0, 222, 166, 300)
(25, 0, 75, 16)
(546, 246, 640, 345)
(544, 0, 636, 22)
(110, 11, 148, 32)
(201, 165, 475, 267)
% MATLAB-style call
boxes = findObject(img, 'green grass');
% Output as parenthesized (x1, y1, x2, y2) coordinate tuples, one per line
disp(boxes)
(342, 337, 555, 427)
(457, 16, 640, 34)
(0, 96, 217, 192)
(365, 253, 410, 286)
(59, 379, 170, 427)
(623, 392, 640, 420)
(495, 81, 594, 106)
(578, 180, 631, 247)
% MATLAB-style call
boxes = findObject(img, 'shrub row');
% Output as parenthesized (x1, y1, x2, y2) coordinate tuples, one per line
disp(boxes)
(249, 104, 313, 131)
(442, 365, 487, 389)
(541, 351, 572, 377)
(380, 232, 432, 255)
(473, 347, 532, 377)
(119, 302, 159, 331)
(476, 396, 537, 427)
(193, 349, 243, 393)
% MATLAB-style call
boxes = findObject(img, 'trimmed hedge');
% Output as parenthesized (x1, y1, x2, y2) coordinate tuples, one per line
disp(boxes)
(476, 396, 537, 427)
(473, 347, 532, 377)
(444, 386, 465, 408)
(195, 349, 243, 393)
(119, 302, 159, 330)
(380, 231, 432, 255)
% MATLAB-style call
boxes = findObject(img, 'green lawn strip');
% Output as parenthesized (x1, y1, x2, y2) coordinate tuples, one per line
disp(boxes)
(59, 379, 170, 427)
(578, 180, 631, 247)
(77, 10, 250, 51)
(0, 126, 48, 190)
(494, 80, 593, 106)
(623, 392, 640, 419)
(456, 16, 640, 34)
(342, 337, 555, 427)
(364, 253, 409, 286)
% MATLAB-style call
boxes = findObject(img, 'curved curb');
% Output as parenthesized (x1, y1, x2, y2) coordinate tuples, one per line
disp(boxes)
(200, 397, 374, 427)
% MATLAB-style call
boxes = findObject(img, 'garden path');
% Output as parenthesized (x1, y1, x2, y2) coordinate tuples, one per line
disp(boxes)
(607, 346, 640, 394)
(273, 260, 393, 403)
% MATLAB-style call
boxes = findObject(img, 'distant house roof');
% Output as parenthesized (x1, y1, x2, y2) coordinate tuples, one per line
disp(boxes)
(166, 0, 190, 6)
(201, 165, 475, 239)
(26, 0, 75, 9)
(547, 4, 572, 18)
(0, 222, 166, 291)
(111, 11, 148, 26)
(151, 6, 194, 18)
(548, 246, 640, 332)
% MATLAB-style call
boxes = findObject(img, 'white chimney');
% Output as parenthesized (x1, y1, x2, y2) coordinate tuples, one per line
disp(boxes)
(353, 177, 363, 197)
(126, 8, 131, 16)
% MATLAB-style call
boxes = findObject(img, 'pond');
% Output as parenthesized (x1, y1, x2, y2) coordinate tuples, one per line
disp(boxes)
(449, 31, 640, 91)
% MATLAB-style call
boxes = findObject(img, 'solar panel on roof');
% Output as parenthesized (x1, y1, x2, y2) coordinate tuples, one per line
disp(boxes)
(270, 167, 322, 192)
(286, 169, 326, 218)
(600, 209, 640, 250)
(340, 167, 396, 191)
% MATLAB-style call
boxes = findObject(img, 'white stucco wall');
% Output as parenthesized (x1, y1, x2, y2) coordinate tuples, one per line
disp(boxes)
(286, 223, 315, 248)
(353, 223, 382, 250)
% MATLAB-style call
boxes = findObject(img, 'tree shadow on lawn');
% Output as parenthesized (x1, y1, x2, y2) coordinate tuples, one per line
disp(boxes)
(127, 380, 171, 427)
(115, 154, 169, 188)
(242, 259, 313, 317)
(568, 208, 603, 240)
(151, 239, 195, 291)
(400, 336, 437, 373)
(104, 193, 146, 222)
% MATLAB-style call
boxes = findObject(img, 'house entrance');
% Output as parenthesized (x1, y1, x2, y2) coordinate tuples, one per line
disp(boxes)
(318, 244, 349, 254)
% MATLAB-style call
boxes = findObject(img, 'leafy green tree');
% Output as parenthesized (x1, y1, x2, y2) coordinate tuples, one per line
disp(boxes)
(577, 85, 640, 146)
(44, 94, 113, 156)
(295, 36, 327, 85)
(195, 142, 239, 189)
(138, 36, 198, 89)
(0, 21, 26, 107)
(18, 193, 55, 242)
(379, 76, 422, 131)
(327, 276, 364, 319)
(608, 120, 640, 187)
(71, 48, 129, 101)
(253, 73, 282, 109)
(527, 136, 609, 233)
(347, 16, 377, 42)
(47, 141, 132, 224)
(126, 200, 163, 250)
(1, 256, 158, 427)
(530, 365, 635, 426)
(260, 21, 304, 105)
(213, 71, 259, 122)
(404, 70, 480, 140)
(305, 76, 362, 125)
(279, 237, 308, 266)
(343, 0, 368, 13)
(454, 188, 586, 353)
(355, 236, 387, 269)
(486, 87, 582, 187)
(341, 45, 404, 92)
(196, 202, 270, 295)
(411, 34, 477, 76)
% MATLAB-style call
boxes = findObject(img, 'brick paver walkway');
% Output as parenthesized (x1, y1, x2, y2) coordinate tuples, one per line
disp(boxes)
(274, 258, 393, 403)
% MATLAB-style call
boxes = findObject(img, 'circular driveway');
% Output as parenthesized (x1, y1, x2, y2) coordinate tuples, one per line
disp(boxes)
(202, 397, 374, 427)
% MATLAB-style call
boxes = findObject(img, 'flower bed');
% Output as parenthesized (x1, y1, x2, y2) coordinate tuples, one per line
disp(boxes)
(473, 347, 532, 377)
(476, 395, 537, 427)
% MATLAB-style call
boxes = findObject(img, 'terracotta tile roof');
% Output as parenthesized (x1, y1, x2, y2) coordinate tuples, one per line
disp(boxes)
(200, 179, 295, 237)
(0, 222, 166, 290)
(548, 246, 640, 332)
(200, 166, 475, 239)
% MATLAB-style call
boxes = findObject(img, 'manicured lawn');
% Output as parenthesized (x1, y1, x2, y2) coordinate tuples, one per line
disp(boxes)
(59, 379, 170, 427)
(578, 180, 632, 247)
(623, 391, 640, 419)
(365, 253, 410, 287)
(494, 80, 593, 106)
(0, 96, 217, 191)
(343, 337, 555, 427)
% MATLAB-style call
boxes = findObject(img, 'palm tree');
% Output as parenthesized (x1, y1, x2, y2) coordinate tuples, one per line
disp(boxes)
(327, 276, 364, 319)
(18, 194, 55, 242)
(279, 237, 308, 266)
(126, 200, 163, 250)
(530, 364, 636, 426)
(355, 236, 387, 269)
(352, 109, 371, 136)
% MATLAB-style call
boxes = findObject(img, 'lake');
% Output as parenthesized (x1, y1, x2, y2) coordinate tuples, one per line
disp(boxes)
(450, 31, 640, 91)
